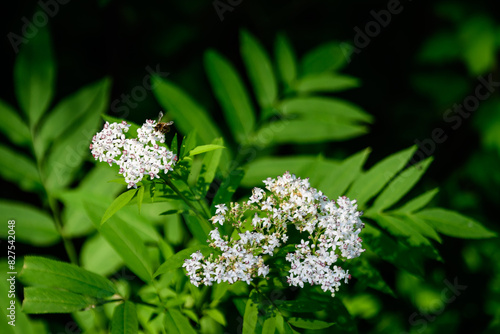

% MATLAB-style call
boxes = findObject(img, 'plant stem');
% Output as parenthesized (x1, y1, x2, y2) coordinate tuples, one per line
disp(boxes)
(164, 177, 206, 220)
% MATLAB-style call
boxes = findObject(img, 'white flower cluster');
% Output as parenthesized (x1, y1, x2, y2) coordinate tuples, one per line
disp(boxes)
(90, 120, 177, 189)
(183, 172, 365, 297)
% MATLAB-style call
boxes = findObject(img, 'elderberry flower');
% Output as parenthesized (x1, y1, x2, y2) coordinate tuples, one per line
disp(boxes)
(183, 172, 365, 297)
(90, 119, 177, 189)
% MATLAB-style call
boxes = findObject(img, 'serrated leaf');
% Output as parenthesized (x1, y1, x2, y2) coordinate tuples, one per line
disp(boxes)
(0, 144, 42, 192)
(188, 144, 225, 156)
(102, 189, 138, 224)
(164, 309, 197, 334)
(84, 202, 154, 283)
(347, 146, 417, 208)
(243, 290, 259, 334)
(0, 99, 30, 146)
(14, 24, 54, 126)
(393, 188, 439, 213)
(362, 224, 425, 277)
(20, 256, 117, 298)
(257, 118, 367, 145)
(241, 30, 278, 109)
(44, 78, 111, 191)
(288, 317, 334, 330)
(275, 34, 297, 87)
(416, 208, 497, 239)
(205, 309, 226, 326)
(371, 213, 440, 261)
(301, 41, 351, 75)
(111, 302, 138, 334)
(154, 245, 213, 277)
(80, 233, 124, 277)
(280, 96, 373, 123)
(295, 73, 359, 93)
(152, 77, 222, 146)
(369, 157, 433, 213)
(0, 201, 59, 246)
(204, 49, 256, 143)
(22, 287, 94, 314)
(317, 148, 370, 198)
(36, 78, 111, 156)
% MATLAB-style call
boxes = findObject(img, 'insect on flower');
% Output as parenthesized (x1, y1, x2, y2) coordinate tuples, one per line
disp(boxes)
(154, 111, 174, 134)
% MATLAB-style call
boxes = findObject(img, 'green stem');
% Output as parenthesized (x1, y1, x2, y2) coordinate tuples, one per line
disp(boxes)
(30, 128, 78, 265)
(165, 178, 207, 220)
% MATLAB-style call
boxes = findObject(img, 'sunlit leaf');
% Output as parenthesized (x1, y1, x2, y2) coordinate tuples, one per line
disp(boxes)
(301, 41, 351, 75)
(0, 99, 30, 146)
(204, 49, 256, 143)
(20, 256, 117, 298)
(295, 73, 359, 93)
(22, 287, 94, 314)
(275, 34, 297, 87)
(241, 30, 278, 109)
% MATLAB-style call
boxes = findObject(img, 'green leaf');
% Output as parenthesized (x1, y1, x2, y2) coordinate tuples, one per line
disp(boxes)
(257, 118, 367, 144)
(369, 157, 433, 213)
(101, 189, 138, 225)
(80, 233, 124, 277)
(44, 78, 111, 191)
(0, 201, 59, 246)
(196, 139, 224, 198)
(14, 23, 55, 126)
(418, 30, 460, 64)
(180, 132, 198, 159)
(403, 213, 442, 243)
(240, 30, 278, 109)
(243, 290, 259, 334)
(22, 287, 94, 314)
(20, 256, 117, 298)
(349, 258, 395, 296)
(182, 213, 212, 245)
(362, 224, 425, 277)
(280, 96, 373, 123)
(242, 156, 320, 187)
(301, 41, 350, 75)
(36, 78, 110, 156)
(154, 245, 213, 277)
(0, 144, 42, 192)
(111, 302, 138, 334)
(84, 202, 154, 283)
(211, 168, 245, 214)
(288, 317, 334, 330)
(416, 208, 497, 239)
(393, 188, 439, 213)
(275, 34, 297, 87)
(347, 146, 417, 208)
(317, 148, 370, 199)
(205, 309, 226, 326)
(204, 49, 256, 143)
(137, 186, 145, 213)
(164, 309, 197, 334)
(0, 99, 30, 146)
(459, 16, 496, 75)
(262, 312, 277, 333)
(294, 73, 359, 93)
(189, 144, 225, 156)
(370, 213, 440, 261)
(152, 77, 222, 145)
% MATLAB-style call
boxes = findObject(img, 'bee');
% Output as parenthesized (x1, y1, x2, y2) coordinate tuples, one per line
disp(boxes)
(154, 111, 174, 134)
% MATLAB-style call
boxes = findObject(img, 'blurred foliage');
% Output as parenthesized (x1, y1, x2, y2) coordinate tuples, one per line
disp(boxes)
(1, 0, 500, 333)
